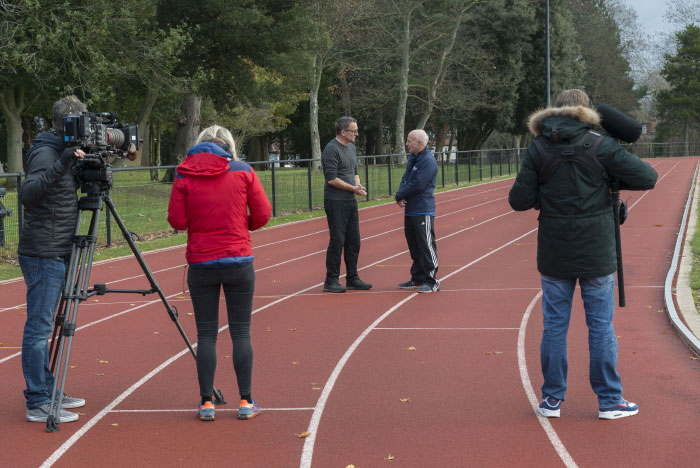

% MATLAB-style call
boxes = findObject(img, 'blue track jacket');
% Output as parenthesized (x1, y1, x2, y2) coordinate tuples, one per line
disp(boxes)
(395, 146, 438, 215)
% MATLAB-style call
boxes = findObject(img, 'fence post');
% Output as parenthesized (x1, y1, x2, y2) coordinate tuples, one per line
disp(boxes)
(271, 163, 277, 217)
(479, 153, 483, 181)
(16, 174, 23, 232)
(441, 152, 445, 187)
(364, 157, 370, 201)
(388, 156, 393, 196)
(307, 162, 313, 212)
(455, 153, 460, 185)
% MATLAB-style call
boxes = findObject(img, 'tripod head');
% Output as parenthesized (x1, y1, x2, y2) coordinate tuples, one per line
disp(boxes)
(72, 152, 114, 195)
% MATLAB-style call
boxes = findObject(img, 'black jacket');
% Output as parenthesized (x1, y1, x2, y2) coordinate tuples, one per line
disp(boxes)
(508, 106, 658, 278)
(18, 132, 79, 257)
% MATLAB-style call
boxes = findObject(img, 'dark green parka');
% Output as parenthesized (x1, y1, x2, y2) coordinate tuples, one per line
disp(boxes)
(508, 106, 658, 278)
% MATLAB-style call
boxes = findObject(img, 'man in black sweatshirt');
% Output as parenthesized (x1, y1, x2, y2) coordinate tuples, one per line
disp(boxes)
(18, 95, 87, 423)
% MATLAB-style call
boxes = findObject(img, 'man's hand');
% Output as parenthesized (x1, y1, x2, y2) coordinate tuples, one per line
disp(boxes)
(126, 143, 138, 161)
(354, 185, 367, 196)
(397, 199, 407, 208)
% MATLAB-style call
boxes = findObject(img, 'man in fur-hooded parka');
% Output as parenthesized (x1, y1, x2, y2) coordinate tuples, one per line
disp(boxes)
(508, 90, 658, 278)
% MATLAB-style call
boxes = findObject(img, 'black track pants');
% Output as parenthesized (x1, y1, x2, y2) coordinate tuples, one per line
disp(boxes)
(404, 215, 439, 289)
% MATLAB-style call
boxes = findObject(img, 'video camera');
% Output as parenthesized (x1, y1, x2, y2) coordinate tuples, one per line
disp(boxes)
(62, 112, 139, 195)
(62, 112, 139, 157)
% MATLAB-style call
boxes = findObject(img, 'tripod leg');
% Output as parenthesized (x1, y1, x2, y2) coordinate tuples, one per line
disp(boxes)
(47, 203, 101, 432)
(103, 197, 226, 405)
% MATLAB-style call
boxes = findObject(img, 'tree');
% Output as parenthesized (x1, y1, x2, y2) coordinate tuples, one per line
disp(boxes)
(0, 0, 185, 178)
(656, 25, 700, 155)
(156, 0, 314, 168)
(567, 0, 639, 113)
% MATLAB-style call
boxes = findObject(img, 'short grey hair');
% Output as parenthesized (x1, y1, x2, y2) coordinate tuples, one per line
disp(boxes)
(196, 125, 237, 160)
(52, 95, 87, 131)
(335, 116, 357, 135)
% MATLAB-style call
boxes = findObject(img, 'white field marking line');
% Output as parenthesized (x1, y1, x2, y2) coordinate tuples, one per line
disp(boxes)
(37, 207, 519, 468)
(627, 160, 679, 211)
(256, 197, 509, 273)
(517, 291, 578, 468)
(39, 348, 191, 468)
(508, 162, 682, 468)
(0, 263, 188, 315)
(0, 290, 188, 365)
(299, 227, 538, 468)
(375, 327, 519, 330)
(109, 407, 314, 413)
(253, 189, 508, 250)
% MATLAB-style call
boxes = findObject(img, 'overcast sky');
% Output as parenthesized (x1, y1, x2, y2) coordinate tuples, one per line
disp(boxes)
(623, 0, 673, 37)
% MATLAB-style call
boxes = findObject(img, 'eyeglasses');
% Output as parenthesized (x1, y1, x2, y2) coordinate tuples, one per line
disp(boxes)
(343, 129, 359, 134)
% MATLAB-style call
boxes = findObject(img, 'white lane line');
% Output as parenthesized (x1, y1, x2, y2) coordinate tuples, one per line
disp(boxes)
(375, 327, 519, 330)
(110, 407, 314, 413)
(299, 227, 537, 468)
(517, 291, 578, 468)
(38, 209, 521, 468)
(250, 182, 510, 249)
(39, 348, 191, 468)
(0, 291, 189, 365)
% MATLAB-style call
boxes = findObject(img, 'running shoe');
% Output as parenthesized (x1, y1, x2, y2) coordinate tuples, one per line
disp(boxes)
(238, 399, 262, 420)
(26, 403, 79, 423)
(416, 284, 439, 293)
(60, 393, 85, 409)
(346, 278, 372, 290)
(538, 396, 561, 418)
(598, 399, 638, 420)
(198, 401, 215, 421)
(398, 280, 417, 289)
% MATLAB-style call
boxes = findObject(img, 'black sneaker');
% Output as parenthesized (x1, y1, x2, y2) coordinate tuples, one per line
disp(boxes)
(398, 280, 417, 289)
(346, 278, 372, 290)
(322, 282, 346, 293)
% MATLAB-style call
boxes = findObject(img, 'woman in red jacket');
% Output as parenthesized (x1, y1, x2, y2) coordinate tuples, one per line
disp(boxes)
(167, 125, 271, 421)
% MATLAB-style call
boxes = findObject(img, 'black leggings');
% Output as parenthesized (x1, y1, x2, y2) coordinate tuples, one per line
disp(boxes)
(187, 262, 255, 399)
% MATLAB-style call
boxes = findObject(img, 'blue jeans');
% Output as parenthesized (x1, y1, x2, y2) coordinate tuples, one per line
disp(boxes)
(540, 273, 623, 407)
(19, 255, 66, 408)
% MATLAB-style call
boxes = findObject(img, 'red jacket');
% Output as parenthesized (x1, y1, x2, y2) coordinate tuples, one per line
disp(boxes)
(167, 142, 271, 264)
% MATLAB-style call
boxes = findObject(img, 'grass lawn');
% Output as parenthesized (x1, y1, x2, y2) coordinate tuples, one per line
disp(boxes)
(0, 172, 515, 282)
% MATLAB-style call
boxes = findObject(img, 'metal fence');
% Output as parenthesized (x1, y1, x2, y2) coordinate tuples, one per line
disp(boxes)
(1, 141, 698, 259)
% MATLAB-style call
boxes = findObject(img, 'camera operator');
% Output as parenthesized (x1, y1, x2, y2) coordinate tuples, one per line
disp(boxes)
(508, 89, 657, 420)
(18, 95, 88, 423)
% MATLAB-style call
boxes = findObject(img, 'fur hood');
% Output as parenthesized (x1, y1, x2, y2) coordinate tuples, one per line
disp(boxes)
(527, 106, 601, 136)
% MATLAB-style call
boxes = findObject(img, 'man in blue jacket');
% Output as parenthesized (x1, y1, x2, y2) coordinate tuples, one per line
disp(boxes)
(395, 129, 439, 293)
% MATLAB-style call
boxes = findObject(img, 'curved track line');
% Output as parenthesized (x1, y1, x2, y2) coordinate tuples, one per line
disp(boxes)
(36, 208, 520, 468)
(517, 291, 578, 468)
(39, 348, 190, 468)
(299, 227, 537, 468)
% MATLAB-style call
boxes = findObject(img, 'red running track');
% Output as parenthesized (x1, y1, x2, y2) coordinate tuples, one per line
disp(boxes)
(1, 157, 699, 468)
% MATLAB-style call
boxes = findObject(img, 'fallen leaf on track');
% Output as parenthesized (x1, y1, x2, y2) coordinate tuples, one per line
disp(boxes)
(385, 454, 395, 461)
(399, 398, 410, 402)
(99, 360, 109, 364)
(297, 431, 311, 438)
(407, 346, 416, 351)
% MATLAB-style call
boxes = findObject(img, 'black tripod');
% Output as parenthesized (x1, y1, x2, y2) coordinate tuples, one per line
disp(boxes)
(46, 161, 225, 432)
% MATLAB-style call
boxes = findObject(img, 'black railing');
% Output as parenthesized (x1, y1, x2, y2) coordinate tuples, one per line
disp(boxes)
(1, 141, 698, 258)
